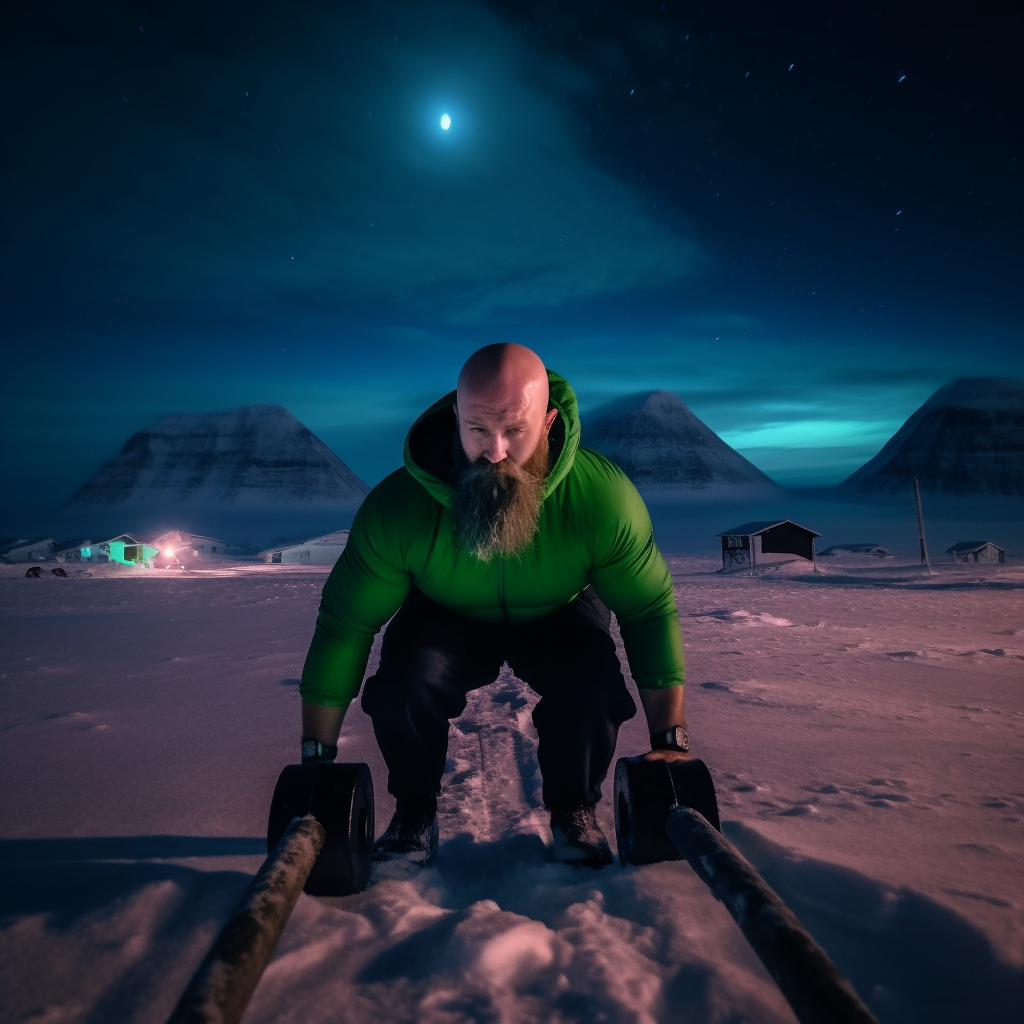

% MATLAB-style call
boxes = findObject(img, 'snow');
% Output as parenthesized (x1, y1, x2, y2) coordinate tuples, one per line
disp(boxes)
(908, 377, 1024, 413)
(838, 377, 1024, 496)
(65, 405, 369, 510)
(584, 391, 778, 489)
(1, 556, 1023, 1023)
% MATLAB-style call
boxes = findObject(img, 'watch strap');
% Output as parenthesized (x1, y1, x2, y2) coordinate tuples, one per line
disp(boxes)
(650, 726, 689, 752)
(301, 737, 338, 763)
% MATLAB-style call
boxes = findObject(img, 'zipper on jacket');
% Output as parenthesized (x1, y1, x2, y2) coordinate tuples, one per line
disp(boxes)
(497, 557, 508, 623)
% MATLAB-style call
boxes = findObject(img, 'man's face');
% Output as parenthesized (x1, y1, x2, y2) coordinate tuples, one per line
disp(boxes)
(455, 377, 558, 466)
(451, 371, 559, 560)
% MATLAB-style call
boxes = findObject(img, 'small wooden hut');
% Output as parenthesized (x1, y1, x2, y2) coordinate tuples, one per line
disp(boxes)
(717, 520, 821, 571)
(946, 541, 1005, 564)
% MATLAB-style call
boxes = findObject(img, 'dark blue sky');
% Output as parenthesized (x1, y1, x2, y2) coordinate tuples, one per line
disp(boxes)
(3, 1, 1021, 517)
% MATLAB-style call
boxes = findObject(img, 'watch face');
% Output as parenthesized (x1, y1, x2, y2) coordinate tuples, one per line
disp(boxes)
(663, 727, 689, 751)
(651, 727, 689, 751)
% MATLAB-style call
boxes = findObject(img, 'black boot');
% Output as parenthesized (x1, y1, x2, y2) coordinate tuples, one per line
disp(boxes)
(549, 805, 613, 868)
(372, 797, 439, 865)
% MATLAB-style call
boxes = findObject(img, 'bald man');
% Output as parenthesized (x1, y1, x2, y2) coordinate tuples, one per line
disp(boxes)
(299, 344, 687, 868)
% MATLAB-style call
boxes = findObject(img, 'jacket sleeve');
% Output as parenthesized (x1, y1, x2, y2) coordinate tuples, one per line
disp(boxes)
(299, 482, 414, 707)
(583, 460, 684, 689)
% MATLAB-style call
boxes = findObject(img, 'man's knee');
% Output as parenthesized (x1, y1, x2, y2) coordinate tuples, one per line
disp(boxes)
(531, 659, 636, 730)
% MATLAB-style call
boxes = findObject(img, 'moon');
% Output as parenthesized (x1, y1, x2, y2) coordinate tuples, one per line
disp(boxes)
(440, 113, 451, 130)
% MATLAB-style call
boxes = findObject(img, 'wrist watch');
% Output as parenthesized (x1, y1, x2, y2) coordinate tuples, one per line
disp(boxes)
(650, 726, 689, 752)
(301, 737, 338, 763)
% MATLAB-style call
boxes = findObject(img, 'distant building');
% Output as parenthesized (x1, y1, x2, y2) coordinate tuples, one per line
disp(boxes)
(97, 535, 159, 565)
(101, 535, 159, 564)
(717, 520, 821, 571)
(819, 543, 891, 558)
(49, 535, 157, 565)
(258, 530, 350, 565)
(54, 538, 95, 563)
(946, 541, 1005, 564)
(0, 538, 55, 563)
(149, 531, 229, 556)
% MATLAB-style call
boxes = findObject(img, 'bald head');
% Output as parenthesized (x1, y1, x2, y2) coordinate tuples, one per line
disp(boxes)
(457, 343, 548, 399)
(455, 343, 557, 466)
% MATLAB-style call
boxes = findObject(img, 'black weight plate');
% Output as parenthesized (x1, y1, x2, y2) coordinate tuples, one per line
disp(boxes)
(614, 757, 720, 866)
(267, 762, 375, 896)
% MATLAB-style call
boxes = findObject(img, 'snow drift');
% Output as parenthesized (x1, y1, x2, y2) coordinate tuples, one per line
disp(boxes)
(837, 377, 1024, 496)
(583, 391, 778, 491)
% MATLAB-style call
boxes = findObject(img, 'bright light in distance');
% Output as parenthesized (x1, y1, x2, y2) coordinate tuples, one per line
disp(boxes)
(163, 548, 175, 558)
(440, 113, 451, 130)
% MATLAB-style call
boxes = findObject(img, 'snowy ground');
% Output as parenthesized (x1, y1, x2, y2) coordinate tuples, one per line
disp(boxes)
(1, 556, 1022, 1023)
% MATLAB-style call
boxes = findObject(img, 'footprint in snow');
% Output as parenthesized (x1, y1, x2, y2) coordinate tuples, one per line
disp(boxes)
(803, 783, 841, 795)
(779, 804, 816, 817)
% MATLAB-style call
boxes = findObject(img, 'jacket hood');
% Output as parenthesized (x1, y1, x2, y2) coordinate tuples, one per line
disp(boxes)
(403, 370, 581, 509)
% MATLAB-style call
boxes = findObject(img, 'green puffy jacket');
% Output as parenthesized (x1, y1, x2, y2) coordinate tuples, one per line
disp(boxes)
(300, 371, 684, 707)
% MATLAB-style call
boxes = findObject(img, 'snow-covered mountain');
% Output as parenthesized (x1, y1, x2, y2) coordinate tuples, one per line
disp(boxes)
(837, 377, 1024, 496)
(66, 405, 369, 508)
(582, 390, 777, 489)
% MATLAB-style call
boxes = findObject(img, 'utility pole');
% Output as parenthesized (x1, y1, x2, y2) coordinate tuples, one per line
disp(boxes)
(913, 479, 933, 574)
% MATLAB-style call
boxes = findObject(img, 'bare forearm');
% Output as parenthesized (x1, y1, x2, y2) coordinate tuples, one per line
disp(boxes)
(301, 701, 348, 745)
(637, 686, 689, 761)
(638, 686, 686, 734)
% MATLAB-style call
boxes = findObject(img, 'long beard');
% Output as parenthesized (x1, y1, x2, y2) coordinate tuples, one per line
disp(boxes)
(451, 438, 550, 560)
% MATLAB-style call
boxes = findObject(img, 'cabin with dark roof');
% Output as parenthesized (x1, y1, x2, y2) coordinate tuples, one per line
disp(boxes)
(946, 541, 1005, 564)
(717, 520, 821, 571)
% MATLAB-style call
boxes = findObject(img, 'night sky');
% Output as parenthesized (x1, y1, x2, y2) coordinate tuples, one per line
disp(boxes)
(3, 1, 1021, 521)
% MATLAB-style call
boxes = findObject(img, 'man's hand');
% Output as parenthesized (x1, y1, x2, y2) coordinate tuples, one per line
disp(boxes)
(641, 747, 691, 763)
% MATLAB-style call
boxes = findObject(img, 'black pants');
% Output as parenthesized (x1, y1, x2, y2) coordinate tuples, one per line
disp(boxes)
(361, 587, 637, 813)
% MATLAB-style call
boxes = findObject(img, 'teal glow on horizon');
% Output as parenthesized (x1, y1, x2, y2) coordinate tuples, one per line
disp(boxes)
(719, 418, 900, 450)
(3, 3, 1020, 517)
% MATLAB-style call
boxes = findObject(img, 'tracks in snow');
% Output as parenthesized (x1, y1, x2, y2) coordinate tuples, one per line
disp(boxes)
(439, 665, 550, 847)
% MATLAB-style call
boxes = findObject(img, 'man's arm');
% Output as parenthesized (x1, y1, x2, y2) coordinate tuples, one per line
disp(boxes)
(580, 456, 689, 760)
(638, 686, 690, 762)
(302, 700, 347, 746)
(584, 459, 685, 692)
(298, 478, 413, 754)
